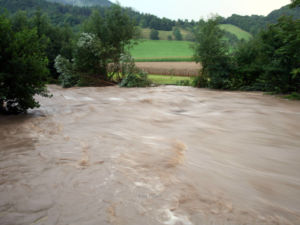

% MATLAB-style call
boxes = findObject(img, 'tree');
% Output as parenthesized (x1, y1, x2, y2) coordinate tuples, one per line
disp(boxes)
(258, 16, 300, 93)
(0, 15, 49, 114)
(173, 27, 182, 40)
(193, 18, 232, 89)
(150, 29, 159, 40)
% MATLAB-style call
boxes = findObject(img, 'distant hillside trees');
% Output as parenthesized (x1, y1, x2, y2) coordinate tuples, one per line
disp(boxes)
(0, 14, 50, 113)
(222, 5, 300, 35)
(150, 29, 159, 40)
(46, 0, 112, 7)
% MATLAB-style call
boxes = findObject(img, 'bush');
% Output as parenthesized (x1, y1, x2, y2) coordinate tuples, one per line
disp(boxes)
(119, 72, 152, 88)
(118, 53, 152, 87)
(176, 80, 190, 86)
(54, 55, 78, 88)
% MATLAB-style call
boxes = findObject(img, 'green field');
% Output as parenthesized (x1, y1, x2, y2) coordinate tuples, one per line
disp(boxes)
(130, 40, 194, 61)
(219, 24, 252, 41)
(148, 74, 193, 85)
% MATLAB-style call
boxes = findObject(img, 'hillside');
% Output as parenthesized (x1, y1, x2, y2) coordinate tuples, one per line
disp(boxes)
(223, 5, 300, 34)
(46, 0, 112, 7)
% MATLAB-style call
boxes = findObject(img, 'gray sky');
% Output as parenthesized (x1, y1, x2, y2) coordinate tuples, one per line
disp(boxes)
(115, 0, 291, 20)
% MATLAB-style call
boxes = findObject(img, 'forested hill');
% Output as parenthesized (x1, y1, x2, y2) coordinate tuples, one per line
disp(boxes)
(223, 5, 300, 34)
(0, 0, 107, 27)
(0, 0, 299, 35)
(46, 0, 112, 7)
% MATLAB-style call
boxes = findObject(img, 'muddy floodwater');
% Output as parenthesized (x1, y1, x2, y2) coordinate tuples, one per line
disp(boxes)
(1, 85, 300, 225)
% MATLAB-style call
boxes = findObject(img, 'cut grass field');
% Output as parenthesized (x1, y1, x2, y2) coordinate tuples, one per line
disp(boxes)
(130, 40, 194, 61)
(148, 74, 194, 85)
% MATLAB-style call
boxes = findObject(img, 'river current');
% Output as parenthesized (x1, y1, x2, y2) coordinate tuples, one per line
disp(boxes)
(1, 85, 300, 225)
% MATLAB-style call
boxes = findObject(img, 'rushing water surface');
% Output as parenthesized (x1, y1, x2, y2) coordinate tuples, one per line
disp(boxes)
(1, 85, 300, 225)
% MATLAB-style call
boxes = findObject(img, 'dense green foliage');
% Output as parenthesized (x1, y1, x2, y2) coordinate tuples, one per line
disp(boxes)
(55, 5, 138, 86)
(0, 14, 49, 113)
(193, 16, 300, 94)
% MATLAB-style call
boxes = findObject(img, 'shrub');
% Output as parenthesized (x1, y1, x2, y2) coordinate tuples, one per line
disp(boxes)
(118, 53, 152, 87)
(119, 72, 152, 88)
(54, 55, 78, 88)
(150, 29, 159, 40)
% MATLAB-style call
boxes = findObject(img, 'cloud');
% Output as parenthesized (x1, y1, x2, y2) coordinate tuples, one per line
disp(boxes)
(116, 0, 291, 20)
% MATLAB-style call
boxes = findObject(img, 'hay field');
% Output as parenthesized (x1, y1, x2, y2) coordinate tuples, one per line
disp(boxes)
(136, 62, 200, 76)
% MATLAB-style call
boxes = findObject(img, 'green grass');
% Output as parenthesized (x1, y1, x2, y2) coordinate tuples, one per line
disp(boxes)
(130, 40, 194, 60)
(148, 74, 193, 85)
(219, 24, 252, 41)
(134, 57, 193, 62)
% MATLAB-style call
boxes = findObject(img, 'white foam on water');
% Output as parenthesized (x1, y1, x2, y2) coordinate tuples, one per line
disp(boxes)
(109, 97, 123, 101)
(64, 95, 76, 100)
(81, 97, 94, 101)
(161, 209, 193, 225)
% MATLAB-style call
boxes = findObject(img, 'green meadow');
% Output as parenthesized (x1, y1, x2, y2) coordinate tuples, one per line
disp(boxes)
(148, 74, 193, 85)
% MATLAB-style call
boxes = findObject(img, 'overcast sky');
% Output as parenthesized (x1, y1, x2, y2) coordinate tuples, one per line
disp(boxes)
(114, 0, 291, 20)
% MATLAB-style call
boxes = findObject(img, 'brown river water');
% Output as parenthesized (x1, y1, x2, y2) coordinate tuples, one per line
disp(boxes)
(1, 85, 300, 225)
